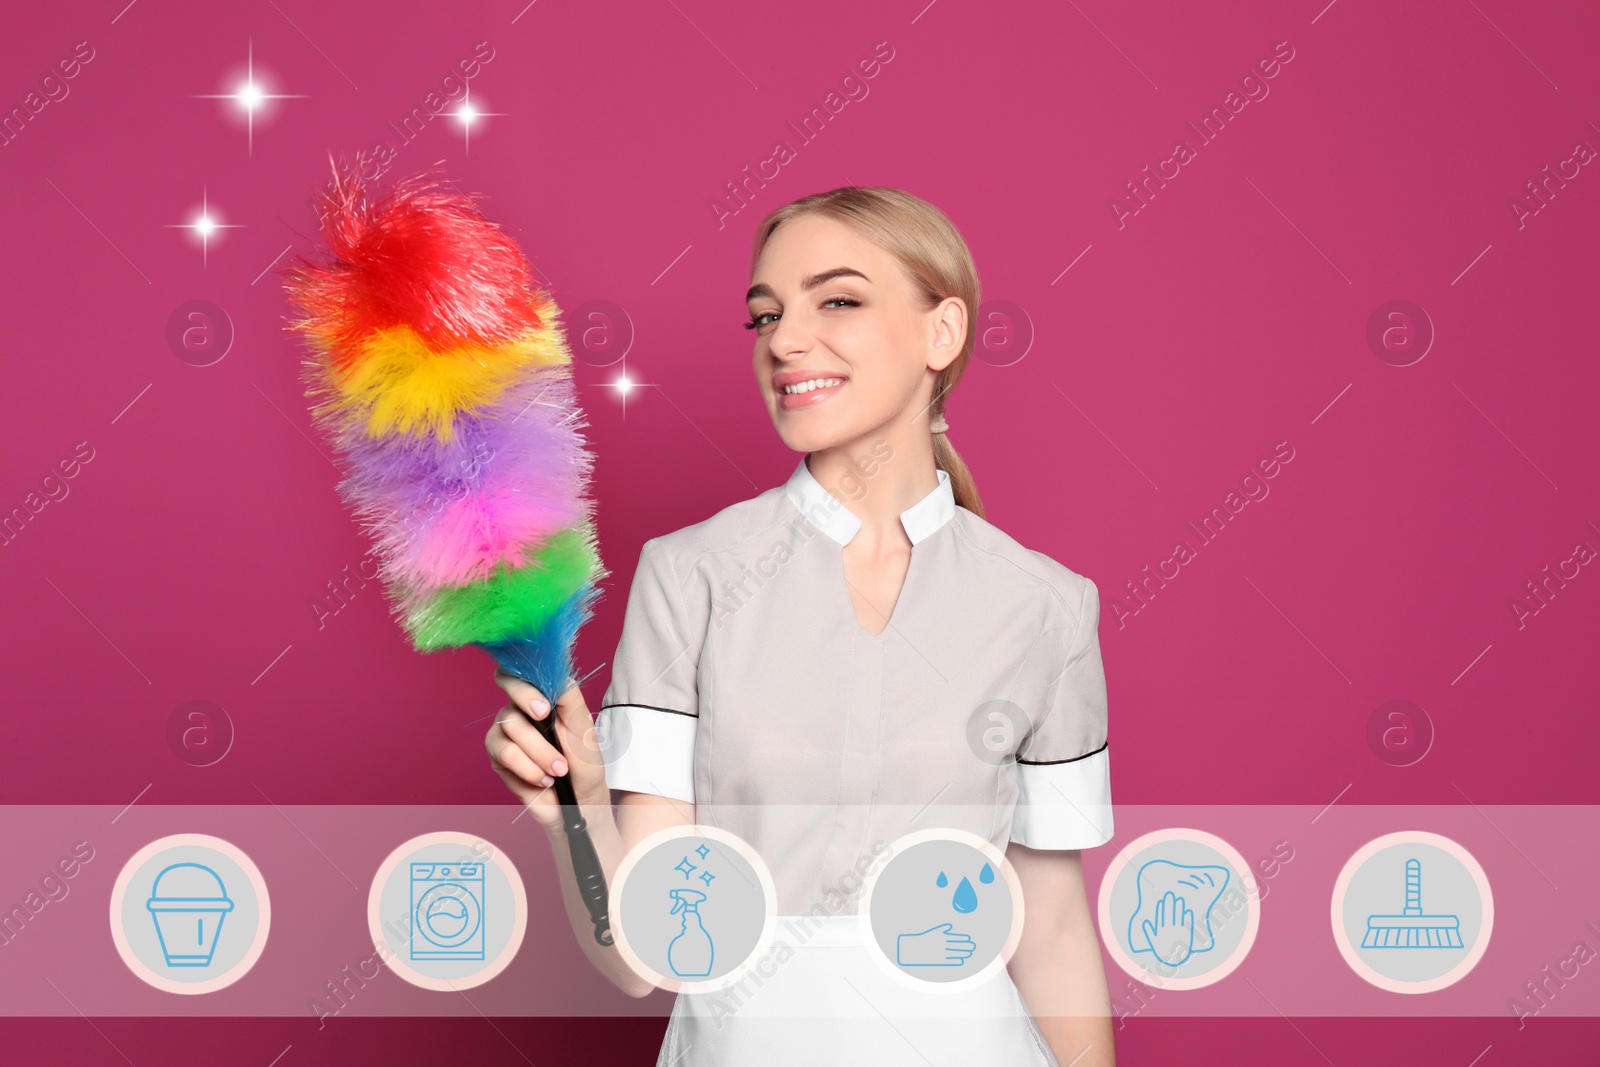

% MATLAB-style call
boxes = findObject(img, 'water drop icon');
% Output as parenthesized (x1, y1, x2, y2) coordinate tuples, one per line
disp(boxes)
(952, 875, 978, 914)
(979, 863, 995, 884)
(935, 871, 948, 888)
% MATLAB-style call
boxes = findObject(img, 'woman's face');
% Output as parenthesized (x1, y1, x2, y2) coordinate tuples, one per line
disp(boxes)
(746, 213, 961, 454)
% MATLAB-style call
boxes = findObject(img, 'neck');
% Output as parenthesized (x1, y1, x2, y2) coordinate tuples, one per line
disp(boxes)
(806, 437, 939, 549)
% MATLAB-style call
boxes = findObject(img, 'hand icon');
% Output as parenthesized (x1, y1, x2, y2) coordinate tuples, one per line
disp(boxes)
(1140, 890, 1196, 966)
(896, 923, 977, 967)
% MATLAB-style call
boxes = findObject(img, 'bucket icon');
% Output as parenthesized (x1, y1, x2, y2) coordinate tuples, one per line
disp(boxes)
(145, 862, 235, 967)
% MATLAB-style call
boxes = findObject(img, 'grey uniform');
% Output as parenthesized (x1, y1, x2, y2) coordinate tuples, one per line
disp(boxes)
(599, 455, 1114, 1065)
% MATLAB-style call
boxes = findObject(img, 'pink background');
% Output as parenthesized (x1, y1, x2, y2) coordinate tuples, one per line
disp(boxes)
(2, 0, 1597, 1062)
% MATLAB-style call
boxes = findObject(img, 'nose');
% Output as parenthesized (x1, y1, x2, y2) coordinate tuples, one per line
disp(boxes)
(766, 306, 811, 362)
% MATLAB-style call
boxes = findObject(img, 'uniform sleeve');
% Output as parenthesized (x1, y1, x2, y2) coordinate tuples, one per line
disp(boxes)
(1009, 576, 1114, 850)
(596, 537, 706, 804)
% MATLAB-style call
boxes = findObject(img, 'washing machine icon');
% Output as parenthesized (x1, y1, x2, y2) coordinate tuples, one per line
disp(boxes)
(409, 862, 486, 961)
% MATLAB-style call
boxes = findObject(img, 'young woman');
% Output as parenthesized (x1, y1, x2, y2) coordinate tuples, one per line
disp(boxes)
(486, 186, 1117, 1066)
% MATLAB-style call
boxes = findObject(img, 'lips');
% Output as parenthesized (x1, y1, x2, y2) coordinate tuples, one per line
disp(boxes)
(776, 375, 847, 411)
(773, 368, 849, 389)
(778, 375, 845, 395)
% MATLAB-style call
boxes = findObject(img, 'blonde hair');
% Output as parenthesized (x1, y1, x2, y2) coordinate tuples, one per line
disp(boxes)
(749, 186, 985, 519)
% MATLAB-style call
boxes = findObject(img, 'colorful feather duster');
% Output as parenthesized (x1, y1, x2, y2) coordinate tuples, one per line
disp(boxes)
(281, 155, 614, 944)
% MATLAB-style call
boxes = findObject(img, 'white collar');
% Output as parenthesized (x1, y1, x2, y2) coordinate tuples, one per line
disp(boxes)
(783, 457, 957, 547)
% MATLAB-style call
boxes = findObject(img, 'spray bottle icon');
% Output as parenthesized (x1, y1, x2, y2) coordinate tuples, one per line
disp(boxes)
(667, 888, 713, 977)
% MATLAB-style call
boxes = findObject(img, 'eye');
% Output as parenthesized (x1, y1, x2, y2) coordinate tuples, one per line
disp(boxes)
(743, 296, 860, 330)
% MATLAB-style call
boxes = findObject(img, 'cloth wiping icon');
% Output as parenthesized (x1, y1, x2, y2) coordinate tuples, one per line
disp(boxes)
(1128, 860, 1230, 966)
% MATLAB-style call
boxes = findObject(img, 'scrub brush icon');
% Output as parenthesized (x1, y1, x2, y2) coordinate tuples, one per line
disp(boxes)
(1361, 858, 1464, 949)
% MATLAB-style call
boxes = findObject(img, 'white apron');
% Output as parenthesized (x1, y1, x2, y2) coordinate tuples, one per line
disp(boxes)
(654, 916, 1063, 1067)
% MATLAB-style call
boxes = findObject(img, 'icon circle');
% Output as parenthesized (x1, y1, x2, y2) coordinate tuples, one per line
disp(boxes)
(610, 824, 777, 994)
(109, 834, 271, 994)
(1330, 831, 1493, 994)
(367, 831, 528, 991)
(1097, 828, 1260, 991)
(858, 828, 1024, 992)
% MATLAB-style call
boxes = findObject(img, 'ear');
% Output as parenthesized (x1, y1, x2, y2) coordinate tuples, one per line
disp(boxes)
(928, 296, 966, 372)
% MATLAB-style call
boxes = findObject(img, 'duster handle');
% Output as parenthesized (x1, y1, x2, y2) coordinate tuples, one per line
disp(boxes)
(528, 709, 613, 946)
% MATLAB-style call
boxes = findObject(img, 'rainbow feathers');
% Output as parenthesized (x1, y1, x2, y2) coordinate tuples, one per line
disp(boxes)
(281, 159, 605, 700)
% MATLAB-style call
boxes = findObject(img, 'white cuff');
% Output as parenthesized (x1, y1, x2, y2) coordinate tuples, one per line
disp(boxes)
(596, 704, 697, 804)
(1009, 745, 1113, 849)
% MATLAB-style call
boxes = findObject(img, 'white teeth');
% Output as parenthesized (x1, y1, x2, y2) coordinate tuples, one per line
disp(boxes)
(782, 377, 844, 395)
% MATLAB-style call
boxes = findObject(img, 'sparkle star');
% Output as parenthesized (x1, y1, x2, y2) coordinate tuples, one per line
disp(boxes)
(164, 184, 244, 269)
(699, 870, 715, 886)
(451, 85, 506, 158)
(674, 857, 697, 878)
(193, 38, 307, 156)
(606, 370, 647, 419)
(695, 844, 710, 859)
(605, 366, 659, 420)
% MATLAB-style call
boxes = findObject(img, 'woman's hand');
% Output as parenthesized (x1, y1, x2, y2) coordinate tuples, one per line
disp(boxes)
(485, 669, 610, 831)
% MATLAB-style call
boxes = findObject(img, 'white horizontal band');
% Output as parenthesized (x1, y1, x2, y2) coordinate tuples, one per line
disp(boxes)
(1010, 746, 1113, 850)
(596, 704, 697, 804)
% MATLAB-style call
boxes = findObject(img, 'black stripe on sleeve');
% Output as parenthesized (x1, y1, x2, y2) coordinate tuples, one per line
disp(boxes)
(598, 702, 699, 719)
(1016, 740, 1107, 766)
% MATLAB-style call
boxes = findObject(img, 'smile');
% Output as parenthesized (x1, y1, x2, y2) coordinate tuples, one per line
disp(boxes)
(781, 377, 845, 395)
(777, 377, 847, 411)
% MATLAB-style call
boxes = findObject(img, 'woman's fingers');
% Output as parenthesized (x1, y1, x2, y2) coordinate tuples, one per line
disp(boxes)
(551, 684, 597, 755)
(546, 688, 612, 805)
(491, 709, 566, 780)
(488, 727, 553, 789)
(487, 759, 563, 830)
(493, 668, 552, 719)
(512, 680, 594, 767)
(489, 749, 553, 795)
(489, 674, 604, 781)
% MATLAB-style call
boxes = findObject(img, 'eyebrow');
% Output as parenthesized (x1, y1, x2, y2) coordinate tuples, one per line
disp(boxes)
(746, 267, 871, 304)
